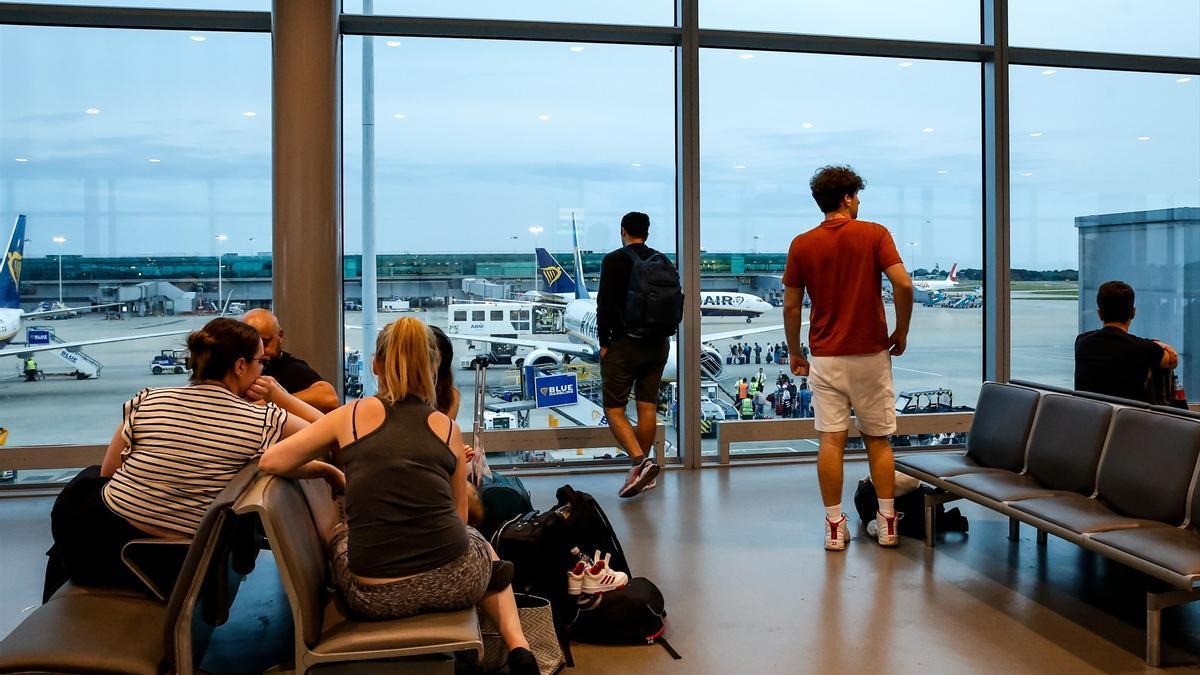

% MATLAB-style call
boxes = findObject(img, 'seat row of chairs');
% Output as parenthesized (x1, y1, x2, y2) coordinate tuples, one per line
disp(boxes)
(896, 381, 1200, 667)
(0, 465, 483, 674)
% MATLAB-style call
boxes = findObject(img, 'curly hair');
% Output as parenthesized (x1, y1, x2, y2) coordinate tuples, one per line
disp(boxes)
(809, 165, 866, 213)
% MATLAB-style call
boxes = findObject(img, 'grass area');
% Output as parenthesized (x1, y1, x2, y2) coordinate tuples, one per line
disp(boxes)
(1011, 281, 1078, 291)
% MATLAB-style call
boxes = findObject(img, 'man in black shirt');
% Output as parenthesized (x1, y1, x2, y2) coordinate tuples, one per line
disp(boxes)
(243, 309, 340, 412)
(598, 212, 670, 498)
(1075, 280, 1179, 403)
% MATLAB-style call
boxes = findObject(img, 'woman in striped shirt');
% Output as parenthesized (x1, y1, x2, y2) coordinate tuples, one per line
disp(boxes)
(46, 317, 341, 597)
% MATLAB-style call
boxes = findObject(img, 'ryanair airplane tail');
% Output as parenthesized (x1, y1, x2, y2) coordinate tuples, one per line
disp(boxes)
(535, 247, 578, 295)
(569, 213, 590, 300)
(2, 215, 26, 310)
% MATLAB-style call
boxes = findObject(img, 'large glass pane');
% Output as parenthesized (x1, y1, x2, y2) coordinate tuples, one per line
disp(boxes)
(1010, 0, 1200, 58)
(700, 50, 983, 459)
(343, 1, 672, 27)
(0, 26, 271, 473)
(701, 0, 979, 44)
(1010, 66, 1200, 393)
(343, 37, 677, 467)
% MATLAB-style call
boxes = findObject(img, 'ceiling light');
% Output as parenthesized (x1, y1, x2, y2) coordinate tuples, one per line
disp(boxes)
(569, 46, 585, 53)
(1020, 172, 1033, 176)
(738, 53, 754, 60)
(14, 157, 28, 162)
(1029, 132, 1043, 137)
(631, 162, 641, 167)
(147, 158, 161, 163)
(733, 165, 746, 170)
(385, 40, 401, 47)
(1137, 136, 1151, 141)
(1176, 77, 1192, 83)
(85, 107, 100, 115)
(189, 35, 206, 42)
(922, 127, 935, 133)
(1041, 69, 1057, 76)
(242, 111, 257, 117)
(537, 114, 551, 121)
(393, 113, 406, 119)
(801, 122, 814, 129)
(898, 61, 913, 68)
(937, 169, 949, 174)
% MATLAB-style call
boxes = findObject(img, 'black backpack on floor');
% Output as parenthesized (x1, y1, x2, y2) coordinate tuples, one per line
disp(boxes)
(622, 246, 684, 339)
(476, 472, 533, 540)
(854, 477, 969, 538)
(567, 577, 680, 659)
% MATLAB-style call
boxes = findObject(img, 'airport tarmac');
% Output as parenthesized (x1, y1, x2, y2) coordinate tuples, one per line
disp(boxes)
(1, 296, 1078, 480)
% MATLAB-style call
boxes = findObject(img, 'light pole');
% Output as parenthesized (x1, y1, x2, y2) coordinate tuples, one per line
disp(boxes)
(528, 226, 543, 291)
(510, 235, 518, 253)
(52, 236, 66, 304)
(216, 234, 228, 313)
(753, 234, 759, 254)
(907, 240, 919, 274)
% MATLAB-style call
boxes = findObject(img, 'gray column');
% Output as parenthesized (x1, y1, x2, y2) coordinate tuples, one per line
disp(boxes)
(675, 0, 701, 468)
(982, 0, 1011, 383)
(273, 0, 343, 395)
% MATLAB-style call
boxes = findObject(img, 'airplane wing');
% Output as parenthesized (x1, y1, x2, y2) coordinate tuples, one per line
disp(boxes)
(0, 329, 190, 358)
(450, 334, 596, 359)
(21, 302, 123, 319)
(700, 323, 796, 344)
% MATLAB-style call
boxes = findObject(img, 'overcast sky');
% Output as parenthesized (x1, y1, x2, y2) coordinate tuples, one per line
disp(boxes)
(1, 3, 1197, 271)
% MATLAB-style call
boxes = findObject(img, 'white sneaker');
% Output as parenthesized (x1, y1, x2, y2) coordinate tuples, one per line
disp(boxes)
(582, 551, 629, 594)
(825, 515, 849, 551)
(567, 561, 587, 596)
(618, 459, 661, 499)
(876, 511, 901, 547)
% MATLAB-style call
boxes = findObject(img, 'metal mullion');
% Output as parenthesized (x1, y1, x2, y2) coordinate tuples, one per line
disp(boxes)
(1010, 47, 1200, 76)
(339, 14, 681, 46)
(700, 28, 993, 63)
(982, 0, 1010, 383)
(676, 0, 700, 469)
(0, 3, 270, 32)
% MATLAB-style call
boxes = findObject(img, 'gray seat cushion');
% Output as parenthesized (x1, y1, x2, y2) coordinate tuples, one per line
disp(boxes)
(1023, 394, 1112, 494)
(1009, 495, 1160, 535)
(316, 602, 482, 656)
(0, 584, 166, 675)
(897, 453, 1005, 479)
(944, 472, 1072, 503)
(963, 383, 1040, 472)
(1095, 408, 1200, 526)
(1087, 527, 1200, 583)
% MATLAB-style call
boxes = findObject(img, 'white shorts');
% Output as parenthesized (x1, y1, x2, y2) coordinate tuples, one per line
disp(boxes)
(808, 349, 897, 437)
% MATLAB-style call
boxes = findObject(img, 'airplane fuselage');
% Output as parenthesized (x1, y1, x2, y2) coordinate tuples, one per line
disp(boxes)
(699, 292, 772, 318)
(0, 308, 19, 349)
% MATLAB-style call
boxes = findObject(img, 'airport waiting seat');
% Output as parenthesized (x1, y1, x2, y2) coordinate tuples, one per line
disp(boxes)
(234, 475, 483, 674)
(0, 463, 260, 675)
(943, 393, 1113, 506)
(896, 381, 1040, 481)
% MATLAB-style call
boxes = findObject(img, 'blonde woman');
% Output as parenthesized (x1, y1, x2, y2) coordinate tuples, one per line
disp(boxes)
(261, 317, 537, 675)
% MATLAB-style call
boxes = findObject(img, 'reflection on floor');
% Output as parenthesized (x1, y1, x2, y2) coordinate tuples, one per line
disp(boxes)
(2, 462, 1198, 673)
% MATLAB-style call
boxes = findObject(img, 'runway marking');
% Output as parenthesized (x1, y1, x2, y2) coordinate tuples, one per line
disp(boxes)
(894, 366, 943, 377)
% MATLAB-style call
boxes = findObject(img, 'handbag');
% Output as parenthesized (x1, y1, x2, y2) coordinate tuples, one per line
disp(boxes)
(479, 593, 566, 674)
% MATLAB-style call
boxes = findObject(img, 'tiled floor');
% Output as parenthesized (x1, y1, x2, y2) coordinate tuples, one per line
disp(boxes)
(2, 461, 1198, 673)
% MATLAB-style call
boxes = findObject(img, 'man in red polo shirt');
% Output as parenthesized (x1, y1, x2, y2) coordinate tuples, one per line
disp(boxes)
(782, 165, 914, 551)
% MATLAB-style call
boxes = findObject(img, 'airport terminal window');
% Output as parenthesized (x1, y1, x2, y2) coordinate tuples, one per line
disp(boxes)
(700, 0, 979, 44)
(699, 49, 983, 458)
(13, 1, 268, 8)
(1009, 0, 1200, 58)
(342, 36, 677, 467)
(1009, 65, 1200, 392)
(0, 25, 271, 465)
(341, 0, 672, 27)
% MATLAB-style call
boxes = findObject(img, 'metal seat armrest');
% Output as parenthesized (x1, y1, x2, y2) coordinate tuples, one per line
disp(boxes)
(121, 538, 191, 602)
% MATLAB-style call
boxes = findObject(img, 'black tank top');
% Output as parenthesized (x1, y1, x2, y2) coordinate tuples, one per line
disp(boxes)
(343, 395, 467, 577)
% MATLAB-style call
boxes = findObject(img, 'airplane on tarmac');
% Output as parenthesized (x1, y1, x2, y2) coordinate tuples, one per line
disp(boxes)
(454, 224, 795, 382)
(533, 247, 773, 323)
(0, 215, 190, 369)
(912, 263, 959, 292)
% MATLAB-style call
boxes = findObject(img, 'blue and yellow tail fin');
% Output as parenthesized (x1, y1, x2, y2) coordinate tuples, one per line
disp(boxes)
(536, 247, 577, 295)
(1, 215, 26, 310)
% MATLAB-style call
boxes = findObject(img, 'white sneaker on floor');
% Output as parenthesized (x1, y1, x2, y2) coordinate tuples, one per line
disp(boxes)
(618, 459, 661, 499)
(876, 511, 901, 547)
(825, 515, 849, 551)
(567, 561, 587, 596)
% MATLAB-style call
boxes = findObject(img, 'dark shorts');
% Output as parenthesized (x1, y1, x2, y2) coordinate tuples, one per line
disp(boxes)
(601, 335, 670, 409)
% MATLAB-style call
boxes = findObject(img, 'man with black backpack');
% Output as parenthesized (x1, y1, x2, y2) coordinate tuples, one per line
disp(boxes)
(598, 212, 683, 498)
